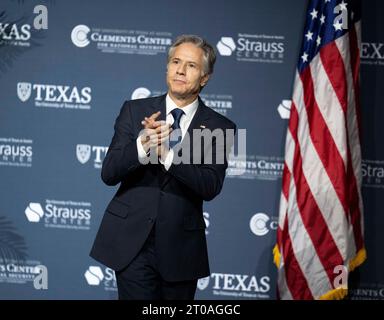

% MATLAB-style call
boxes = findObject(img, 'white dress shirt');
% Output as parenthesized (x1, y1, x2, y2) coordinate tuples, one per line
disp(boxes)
(136, 94, 199, 170)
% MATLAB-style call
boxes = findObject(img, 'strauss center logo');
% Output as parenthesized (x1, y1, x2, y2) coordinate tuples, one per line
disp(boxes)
(84, 266, 116, 290)
(277, 99, 292, 119)
(25, 203, 44, 222)
(216, 37, 236, 56)
(84, 266, 104, 285)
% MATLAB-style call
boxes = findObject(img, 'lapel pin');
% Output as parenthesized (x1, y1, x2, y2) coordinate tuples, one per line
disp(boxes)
(200, 125, 206, 129)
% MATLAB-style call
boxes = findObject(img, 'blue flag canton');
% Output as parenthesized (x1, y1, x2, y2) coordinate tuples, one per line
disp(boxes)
(298, 0, 361, 72)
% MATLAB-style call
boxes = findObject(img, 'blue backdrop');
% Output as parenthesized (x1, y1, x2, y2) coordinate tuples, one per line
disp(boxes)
(0, 0, 383, 300)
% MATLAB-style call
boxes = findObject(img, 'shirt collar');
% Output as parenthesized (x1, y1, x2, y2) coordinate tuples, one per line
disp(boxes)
(166, 94, 199, 119)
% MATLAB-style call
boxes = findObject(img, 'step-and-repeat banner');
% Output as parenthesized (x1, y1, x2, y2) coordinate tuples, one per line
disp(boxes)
(0, 0, 383, 299)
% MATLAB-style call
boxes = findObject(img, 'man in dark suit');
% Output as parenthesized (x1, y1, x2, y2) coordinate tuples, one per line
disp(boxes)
(90, 35, 236, 300)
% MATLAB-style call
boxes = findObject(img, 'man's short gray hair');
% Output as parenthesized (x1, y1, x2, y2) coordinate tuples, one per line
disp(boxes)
(167, 35, 216, 76)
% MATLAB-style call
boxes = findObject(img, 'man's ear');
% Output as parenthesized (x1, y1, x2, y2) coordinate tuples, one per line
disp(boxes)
(200, 74, 210, 87)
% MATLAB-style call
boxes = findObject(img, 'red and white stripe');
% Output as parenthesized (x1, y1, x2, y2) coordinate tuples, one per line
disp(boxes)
(276, 21, 364, 299)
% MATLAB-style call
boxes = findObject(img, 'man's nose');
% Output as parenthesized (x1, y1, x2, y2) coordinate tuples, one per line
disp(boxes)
(176, 63, 186, 75)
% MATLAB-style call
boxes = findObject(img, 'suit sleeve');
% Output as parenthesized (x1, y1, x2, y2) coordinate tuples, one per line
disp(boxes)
(167, 123, 236, 201)
(101, 101, 141, 186)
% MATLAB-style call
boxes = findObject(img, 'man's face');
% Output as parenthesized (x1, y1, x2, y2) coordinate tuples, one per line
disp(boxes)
(166, 42, 209, 101)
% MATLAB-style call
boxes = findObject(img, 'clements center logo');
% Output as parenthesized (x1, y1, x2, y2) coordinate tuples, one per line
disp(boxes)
(71, 24, 172, 56)
(131, 87, 152, 100)
(130, 87, 165, 100)
(227, 154, 284, 180)
(25, 199, 92, 230)
(17, 82, 92, 110)
(71, 25, 90, 47)
(0, 259, 47, 288)
(200, 93, 233, 117)
(217, 34, 285, 63)
(249, 213, 278, 236)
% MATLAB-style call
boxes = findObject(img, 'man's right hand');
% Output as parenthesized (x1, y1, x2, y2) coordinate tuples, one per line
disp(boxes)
(139, 111, 172, 154)
(141, 111, 161, 130)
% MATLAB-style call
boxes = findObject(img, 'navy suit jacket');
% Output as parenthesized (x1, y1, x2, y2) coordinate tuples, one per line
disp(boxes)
(90, 94, 236, 281)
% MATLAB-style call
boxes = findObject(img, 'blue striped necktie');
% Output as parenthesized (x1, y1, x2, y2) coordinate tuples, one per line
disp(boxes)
(169, 108, 185, 149)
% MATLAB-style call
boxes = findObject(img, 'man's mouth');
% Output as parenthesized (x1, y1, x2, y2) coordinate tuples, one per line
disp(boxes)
(173, 78, 187, 84)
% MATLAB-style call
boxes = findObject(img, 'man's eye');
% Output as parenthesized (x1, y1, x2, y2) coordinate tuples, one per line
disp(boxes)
(189, 64, 196, 68)
(173, 60, 179, 64)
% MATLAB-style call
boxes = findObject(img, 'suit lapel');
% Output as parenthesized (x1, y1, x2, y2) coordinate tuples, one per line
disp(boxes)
(184, 97, 210, 144)
(150, 94, 167, 122)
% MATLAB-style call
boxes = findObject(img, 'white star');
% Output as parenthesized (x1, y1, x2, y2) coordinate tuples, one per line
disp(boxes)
(316, 35, 322, 46)
(325, 0, 331, 3)
(320, 14, 326, 24)
(310, 8, 318, 20)
(333, 20, 343, 31)
(305, 30, 314, 41)
(340, 1, 348, 11)
(301, 52, 309, 62)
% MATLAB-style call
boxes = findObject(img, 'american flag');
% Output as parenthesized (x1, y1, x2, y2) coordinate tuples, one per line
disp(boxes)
(274, 0, 366, 300)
